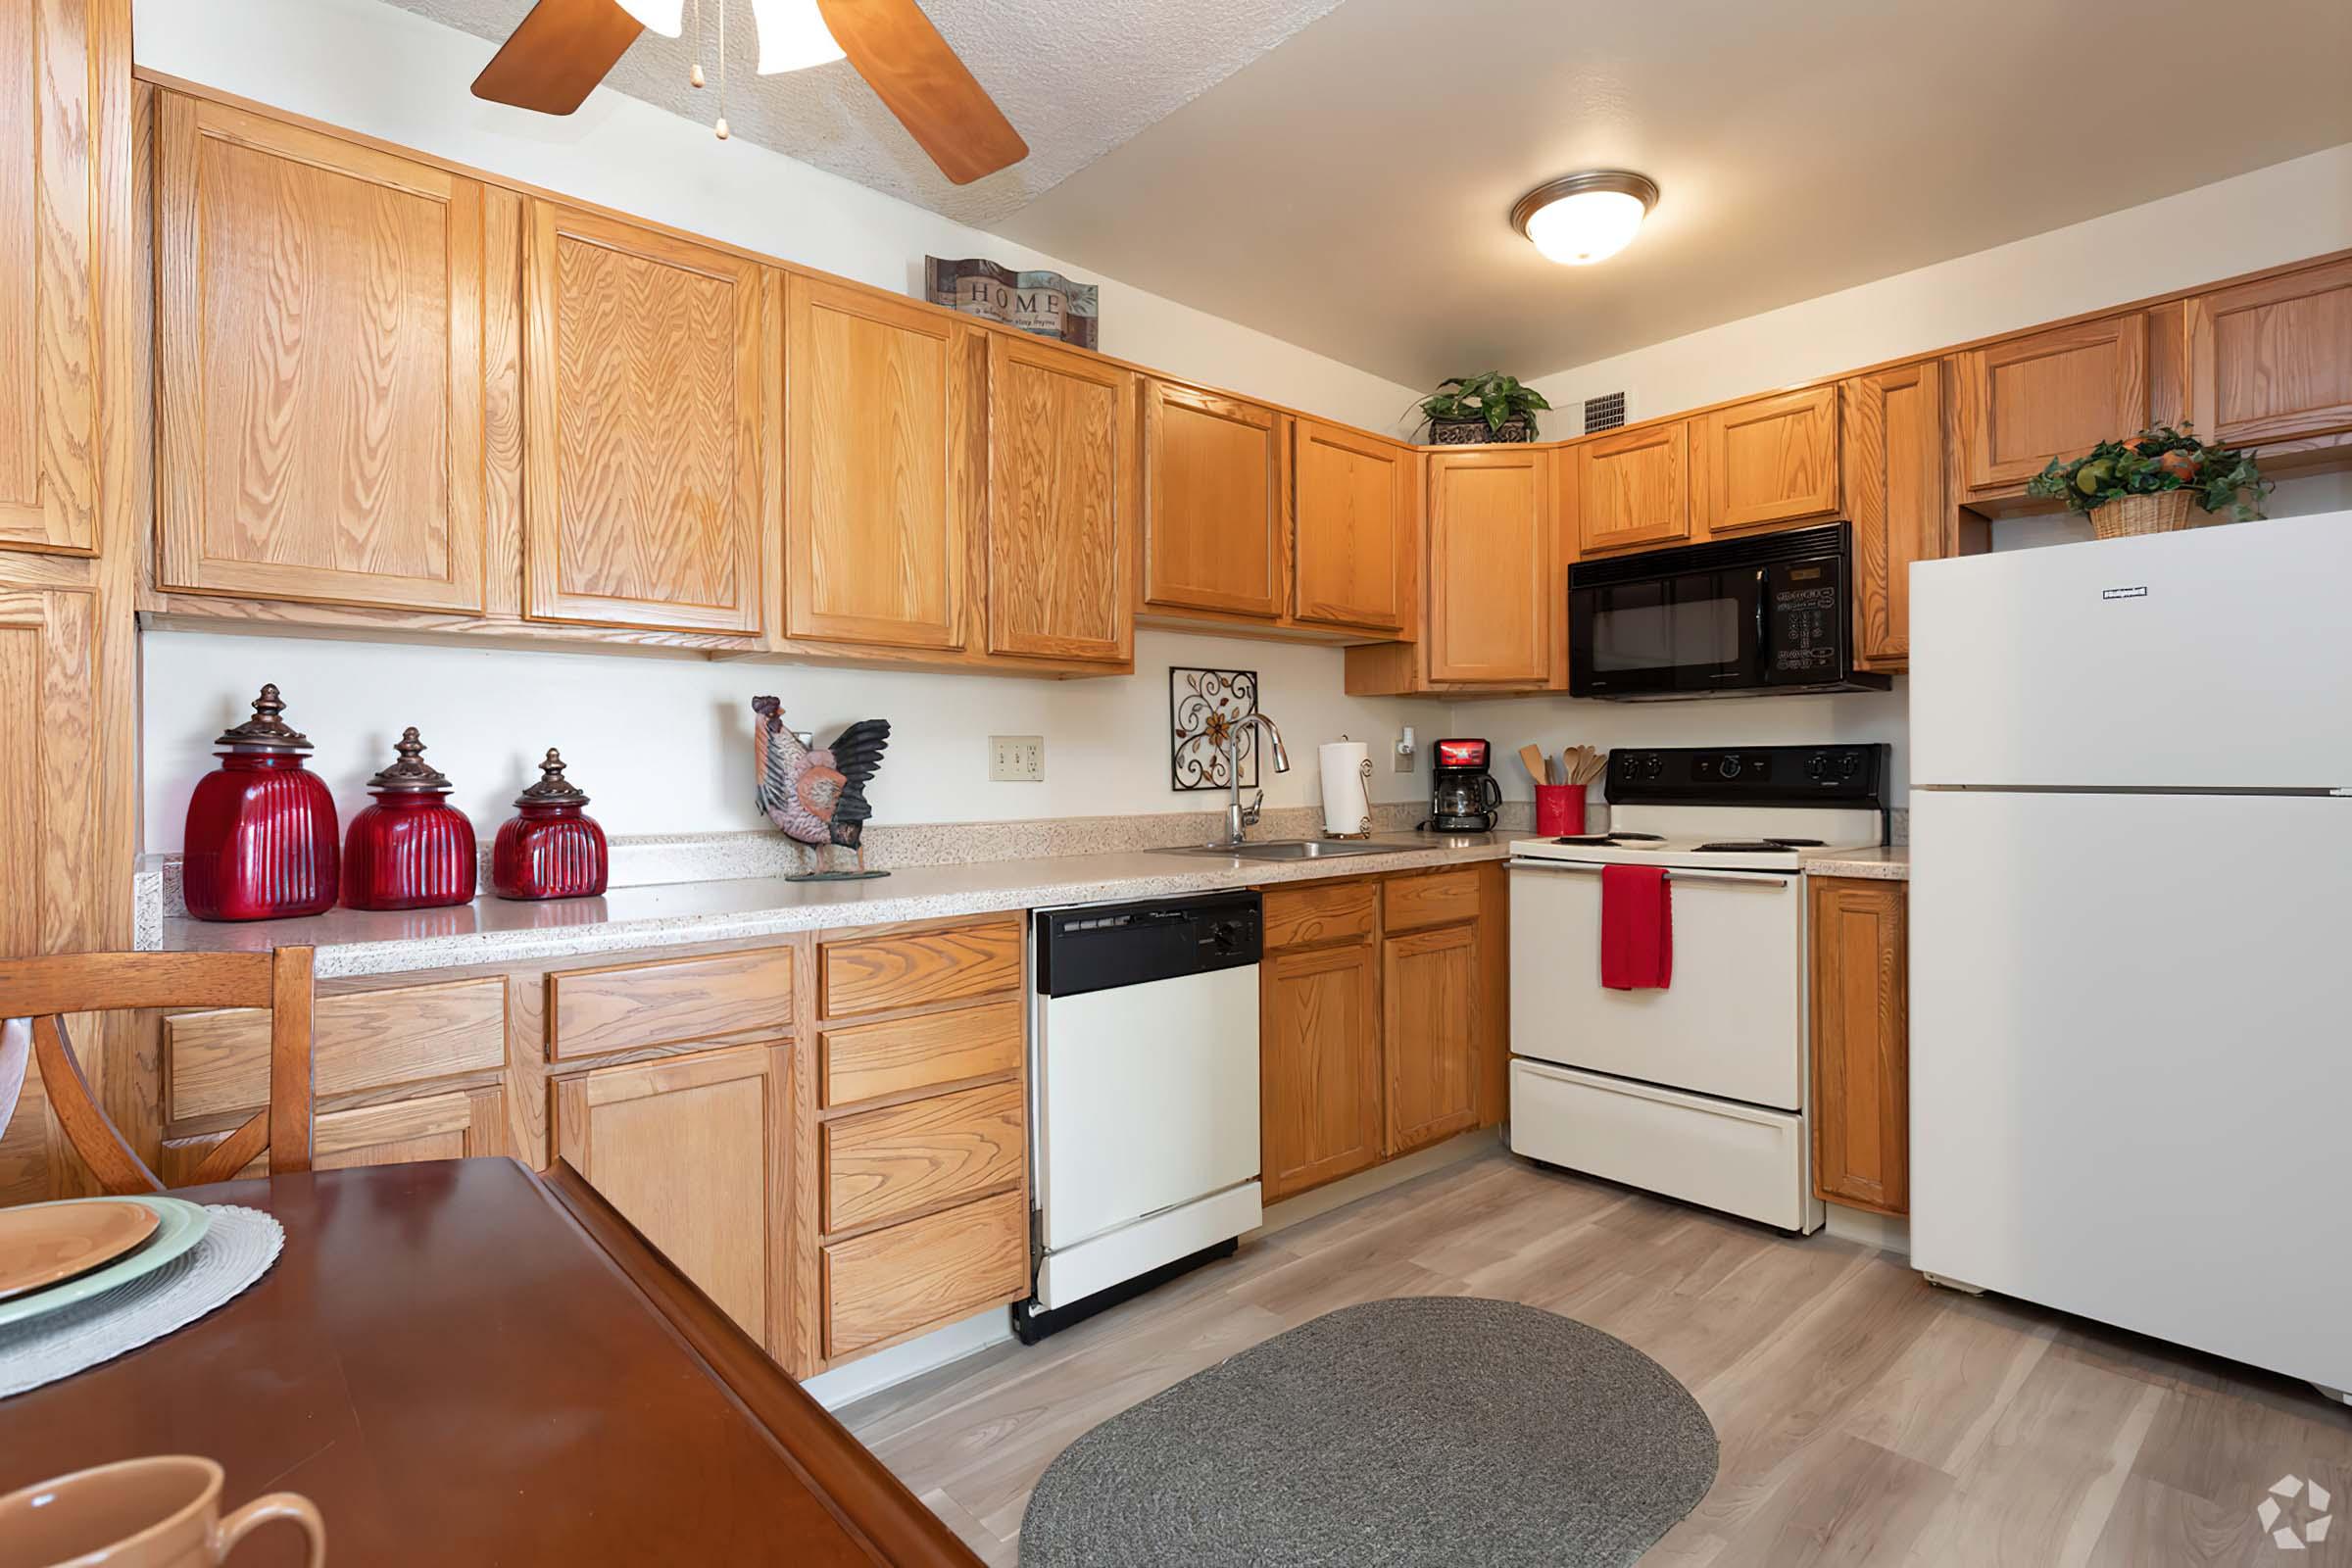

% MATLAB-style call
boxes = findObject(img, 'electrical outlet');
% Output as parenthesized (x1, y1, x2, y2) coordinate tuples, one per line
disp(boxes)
(990, 735, 1044, 783)
(1394, 724, 1417, 773)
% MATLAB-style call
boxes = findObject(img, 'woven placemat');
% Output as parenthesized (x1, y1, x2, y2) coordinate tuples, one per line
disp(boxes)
(0, 1205, 284, 1398)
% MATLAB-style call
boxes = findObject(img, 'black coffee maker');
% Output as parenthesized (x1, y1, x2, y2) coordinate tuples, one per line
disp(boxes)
(1427, 737, 1501, 832)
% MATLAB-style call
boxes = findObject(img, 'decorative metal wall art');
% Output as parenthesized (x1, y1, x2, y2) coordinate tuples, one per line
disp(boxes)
(1169, 667, 1260, 792)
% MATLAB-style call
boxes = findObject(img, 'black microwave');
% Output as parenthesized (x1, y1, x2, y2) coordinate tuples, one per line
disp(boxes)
(1568, 523, 1890, 700)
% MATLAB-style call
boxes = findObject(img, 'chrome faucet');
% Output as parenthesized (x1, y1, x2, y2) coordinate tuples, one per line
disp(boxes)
(1221, 712, 1291, 847)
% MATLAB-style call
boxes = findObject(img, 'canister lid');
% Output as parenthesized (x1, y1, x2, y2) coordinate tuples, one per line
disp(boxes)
(367, 727, 454, 793)
(514, 749, 589, 808)
(215, 684, 314, 753)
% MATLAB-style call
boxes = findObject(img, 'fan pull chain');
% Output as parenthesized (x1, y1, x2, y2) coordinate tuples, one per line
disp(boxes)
(712, 0, 730, 139)
(689, 0, 705, 87)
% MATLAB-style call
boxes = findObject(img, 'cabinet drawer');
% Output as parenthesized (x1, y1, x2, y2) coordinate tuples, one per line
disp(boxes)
(823, 1080, 1025, 1234)
(1382, 868, 1481, 932)
(822, 1188, 1028, 1359)
(820, 919, 1021, 1017)
(1262, 878, 1379, 951)
(167, 977, 505, 1123)
(546, 947, 795, 1061)
(819, 999, 1023, 1108)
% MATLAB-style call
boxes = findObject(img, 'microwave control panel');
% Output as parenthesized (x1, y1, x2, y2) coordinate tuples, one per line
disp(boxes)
(1765, 559, 1844, 679)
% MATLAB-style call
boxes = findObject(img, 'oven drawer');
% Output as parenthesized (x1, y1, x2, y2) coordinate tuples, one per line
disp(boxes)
(1509, 1059, 1818, 1232)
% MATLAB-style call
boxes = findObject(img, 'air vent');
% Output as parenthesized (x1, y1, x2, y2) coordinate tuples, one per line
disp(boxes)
(1583, 392, 1626, 433)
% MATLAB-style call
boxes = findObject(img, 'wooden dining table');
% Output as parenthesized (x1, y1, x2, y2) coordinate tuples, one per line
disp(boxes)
(0, 1158, 982, 1566)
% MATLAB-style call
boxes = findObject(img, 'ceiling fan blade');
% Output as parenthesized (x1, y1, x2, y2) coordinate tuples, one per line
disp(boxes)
(813, 0, 1028, 184)
(472, 0, 644, 116)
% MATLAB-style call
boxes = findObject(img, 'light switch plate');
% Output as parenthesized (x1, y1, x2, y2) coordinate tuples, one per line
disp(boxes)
(991, 735, 1044, 783)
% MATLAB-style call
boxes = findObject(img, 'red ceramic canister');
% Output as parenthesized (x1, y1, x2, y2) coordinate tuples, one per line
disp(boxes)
(492, 750, 609, 901)
(342, 728, 478, 911)
(181, 684, 341, 922)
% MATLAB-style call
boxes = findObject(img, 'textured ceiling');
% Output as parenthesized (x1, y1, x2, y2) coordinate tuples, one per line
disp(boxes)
(379, 0, 1352, 222)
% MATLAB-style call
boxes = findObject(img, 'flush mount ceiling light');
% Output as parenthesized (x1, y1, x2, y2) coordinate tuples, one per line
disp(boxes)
(1510, 172, 1661, 266)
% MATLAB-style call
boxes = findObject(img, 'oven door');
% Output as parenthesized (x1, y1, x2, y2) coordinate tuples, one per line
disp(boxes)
(1571, 566, 1765, 698)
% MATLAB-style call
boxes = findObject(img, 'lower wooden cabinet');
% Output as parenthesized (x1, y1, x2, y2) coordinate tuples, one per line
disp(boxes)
(821, 1189, 1027, 1360)
(1259, 942, 1383, 1202)
(1383, 923, 1481, 1155)
(1808, 877, 1908, 1215)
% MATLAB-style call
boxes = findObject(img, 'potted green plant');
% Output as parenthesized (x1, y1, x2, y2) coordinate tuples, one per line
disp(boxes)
(2025, 423, 2271, 539)
(1416, 372, 1551, 444)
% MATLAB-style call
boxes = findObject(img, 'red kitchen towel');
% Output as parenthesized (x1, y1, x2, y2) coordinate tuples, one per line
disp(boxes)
(1599, 864, 1673, 991)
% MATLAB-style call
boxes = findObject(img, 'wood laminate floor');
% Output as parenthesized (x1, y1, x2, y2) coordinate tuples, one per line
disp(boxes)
(839, 1146, 2352, 1565)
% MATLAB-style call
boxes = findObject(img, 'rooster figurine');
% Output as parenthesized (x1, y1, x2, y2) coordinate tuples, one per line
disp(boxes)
(753, 698, 893, 879)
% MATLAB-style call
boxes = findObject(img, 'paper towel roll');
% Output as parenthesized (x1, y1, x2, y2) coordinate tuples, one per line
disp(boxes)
(1318, 740, 1373, 837)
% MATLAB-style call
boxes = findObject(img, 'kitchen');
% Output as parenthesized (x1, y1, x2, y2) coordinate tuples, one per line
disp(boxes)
(3, 0, 2351, 1562)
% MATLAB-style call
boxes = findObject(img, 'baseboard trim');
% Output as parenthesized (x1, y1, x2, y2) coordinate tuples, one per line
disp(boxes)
(1253, 1127, 1502, 1239)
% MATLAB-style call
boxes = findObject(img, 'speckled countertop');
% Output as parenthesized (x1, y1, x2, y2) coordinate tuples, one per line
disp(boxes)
(1798, 847, 1910, 881)
(161, 833, 1515, 979)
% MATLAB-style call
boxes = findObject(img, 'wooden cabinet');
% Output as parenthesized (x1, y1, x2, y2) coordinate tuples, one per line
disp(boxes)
(1808, 877, 1908, 1216)
(1575, 421, 1690, 553)
(545, 946, 796, 1061)
(523, 203, 768, 634)
(165, 976, 505, 1122)
(1844, 363, 1950, 669)
(985, 333, 1132, 662)
(2187, 256, 2352, 450)
(787, 276, 977, 651)
(1291, 420, 1414, 634)
(1140, 379, 1285, 618)
(1383, 923, 1481, 1155)
(554, 1044, 788, 1354)
(1425, 449, 1552, 683)
(1259, 933, 1382, 1203)
(156, 98, 493, 610)
(820, 1189, 1027, 1360)
(161, 1086, 510, 1186)
(1954, 312, 2148, 495)
(1691, 385, 1840, 536)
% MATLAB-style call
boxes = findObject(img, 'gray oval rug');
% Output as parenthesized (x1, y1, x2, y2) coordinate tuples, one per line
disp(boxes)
(1020, 1297, 1717, 1567)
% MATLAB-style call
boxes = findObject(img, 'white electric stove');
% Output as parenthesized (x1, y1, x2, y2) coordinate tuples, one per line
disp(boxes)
(1507, 744, 1888, 1232)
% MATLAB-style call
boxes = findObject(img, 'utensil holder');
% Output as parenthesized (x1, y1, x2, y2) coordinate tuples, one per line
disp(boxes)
(1535, 785, 1585, 837)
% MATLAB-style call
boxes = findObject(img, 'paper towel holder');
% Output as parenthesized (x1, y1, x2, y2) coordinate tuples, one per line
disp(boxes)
(1320, 735, 1375, 841)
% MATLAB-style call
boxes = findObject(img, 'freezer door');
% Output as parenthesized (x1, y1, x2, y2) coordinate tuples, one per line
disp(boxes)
(1910, 511, 2352, 789)
(1910, 789, 2352, 1390)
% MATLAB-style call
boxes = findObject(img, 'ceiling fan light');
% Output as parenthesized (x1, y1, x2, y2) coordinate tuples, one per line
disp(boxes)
(752, 0, 847, 73)
(611, 0, 686, 38)
(1511, 172, 1660, 266)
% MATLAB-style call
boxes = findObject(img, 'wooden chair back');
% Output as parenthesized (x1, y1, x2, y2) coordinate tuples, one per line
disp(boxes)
(0, 948, 316, 1194)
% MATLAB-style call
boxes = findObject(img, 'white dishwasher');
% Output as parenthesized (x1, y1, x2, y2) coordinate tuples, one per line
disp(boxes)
(1015, 890, 1261, 1344)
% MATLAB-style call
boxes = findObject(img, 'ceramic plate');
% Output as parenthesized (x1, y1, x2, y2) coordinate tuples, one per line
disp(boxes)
(0, 1199, 160, 1301)
(0, 1196, 213, 1330)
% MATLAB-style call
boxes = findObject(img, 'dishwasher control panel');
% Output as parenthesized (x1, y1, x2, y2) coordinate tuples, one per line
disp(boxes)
(1034, 891, 1262, 999)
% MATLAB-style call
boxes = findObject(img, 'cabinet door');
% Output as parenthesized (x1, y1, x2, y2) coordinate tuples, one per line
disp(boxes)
(1426, 449, 1550, 683)
(2186, 257, 2352, 449)
(1844, 363, 1948, 668)
(1691, 385, 1840, 535)
(1292, 420, 1412, 633)
(786, 277, 973, 650)
(985, 333, 1131, 662)
(1383, 924, 1480, 1155)
(523, 203, 766, 634)
(164, 1087, 509, 1184)
(0, 0, 104, 555)
(156, 98, 490, 609)
(1808, 878, 1908, 1215)
(1955, 312, 2147, 495)
(1260, 942, 1382, 1202)
(1140, 379, 1284, 617)
(1576, 421, 1690, 553)
(554, 1045, 785, 1354)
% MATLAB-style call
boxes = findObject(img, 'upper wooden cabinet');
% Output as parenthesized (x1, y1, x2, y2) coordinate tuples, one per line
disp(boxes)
(156, 99, 493, 610)
(1575, 421, 1690, 554)
(1291, 420, 1414, 634)
(984, 333, 1132, 663)
(1844, 363, 1949, 669)
(786, 277, 976, 651)
(2186, 257, 2352, 450)
(1691, 385, 1840, 536)
(2, 0, 106, 556)
(1809, 877, 1908, 1216)
(1140, 379, 1285, 618)
(1954, 311, 2148, 495)
(523, 203, 767, 635)
(1425, 449, 1552, 683)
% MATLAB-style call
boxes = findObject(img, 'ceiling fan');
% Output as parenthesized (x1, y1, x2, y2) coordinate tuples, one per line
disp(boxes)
(471, 0, 1028, 185)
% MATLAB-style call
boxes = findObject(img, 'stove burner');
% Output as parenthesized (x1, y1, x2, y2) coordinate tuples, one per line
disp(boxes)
(1606, 832, 1665, 841)
(1693, 841, 1791, 854)
(1550, 835, 1617, 846)
(1764, 837, 1826, 848)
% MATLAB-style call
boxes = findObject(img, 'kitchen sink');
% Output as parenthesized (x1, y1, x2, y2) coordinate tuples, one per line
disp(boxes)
(1163, 838, 1438, 861)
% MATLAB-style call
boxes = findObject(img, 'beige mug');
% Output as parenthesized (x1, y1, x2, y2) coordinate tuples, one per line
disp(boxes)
(0, 1456, 322, 1568)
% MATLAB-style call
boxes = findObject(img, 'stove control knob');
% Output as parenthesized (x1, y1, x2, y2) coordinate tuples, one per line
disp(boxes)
(1806, 754, 1828, 779)
(1719, 755, 1742, 779)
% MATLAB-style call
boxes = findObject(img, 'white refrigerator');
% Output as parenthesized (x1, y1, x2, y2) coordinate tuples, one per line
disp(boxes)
(1909, 512, 2352, 1399)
